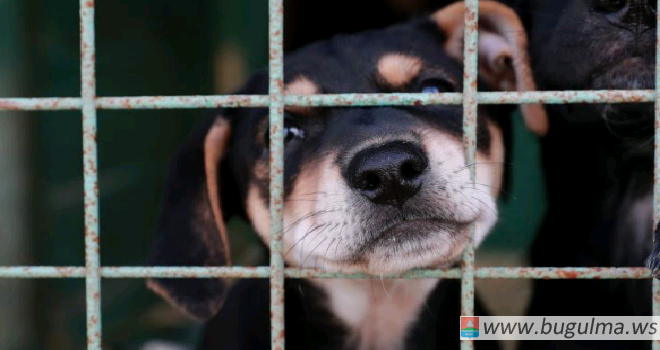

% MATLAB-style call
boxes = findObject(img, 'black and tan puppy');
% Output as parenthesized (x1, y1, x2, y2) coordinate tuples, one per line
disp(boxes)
(146, 2, 546, 349)
(500, 0, 656, 349)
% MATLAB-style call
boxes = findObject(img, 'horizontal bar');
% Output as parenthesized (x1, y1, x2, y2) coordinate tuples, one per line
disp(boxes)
(0, 266, 651, 279)
(284, 267, 462, 279)
(97, 95, 270, 109)
(474, 267, 652, 279)
(0, 266, 86, 278)
(102, 266, 271, 278)
(0, 98, 82, 110)
(0, 90, 655, 111)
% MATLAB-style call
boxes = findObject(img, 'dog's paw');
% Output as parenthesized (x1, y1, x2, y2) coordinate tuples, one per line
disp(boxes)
(647, 252, 660, 279)
(647, 226, 660, 279)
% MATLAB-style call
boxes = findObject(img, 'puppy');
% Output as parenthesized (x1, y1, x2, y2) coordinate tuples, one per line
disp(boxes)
(502, 0, 656, 349)
(146, 2, 546, 349)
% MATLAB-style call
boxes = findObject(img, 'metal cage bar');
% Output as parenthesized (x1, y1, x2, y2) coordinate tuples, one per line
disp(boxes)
(0, 0, 657, 349)
(268, 0, 285, 348)
(460, 0, 479, 349)
(652, 1, 660, 349)
(80, 0, 102, 349)
(0, 266, 653, 279)
(1, 90, 659, 111)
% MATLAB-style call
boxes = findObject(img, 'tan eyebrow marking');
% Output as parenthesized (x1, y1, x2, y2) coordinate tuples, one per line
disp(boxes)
(377, 54, 423, 88)
(284, 76, 319, 115)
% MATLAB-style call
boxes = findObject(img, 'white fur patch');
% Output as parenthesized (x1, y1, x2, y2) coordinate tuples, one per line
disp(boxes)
(314, 278, 438, 350)
(244, 123, 504, 348)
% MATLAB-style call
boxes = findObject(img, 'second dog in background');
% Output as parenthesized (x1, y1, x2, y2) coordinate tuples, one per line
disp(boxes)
(505, 0, 656, 349)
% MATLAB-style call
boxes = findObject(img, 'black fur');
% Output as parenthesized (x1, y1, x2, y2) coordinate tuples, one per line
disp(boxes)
(147, 2, 535, 348)
(197, 265, 494, 350)
(501, 0, 656, 349)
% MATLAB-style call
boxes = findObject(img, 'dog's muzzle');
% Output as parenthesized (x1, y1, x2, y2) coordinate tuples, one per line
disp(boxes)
(346, 141, 428, 209)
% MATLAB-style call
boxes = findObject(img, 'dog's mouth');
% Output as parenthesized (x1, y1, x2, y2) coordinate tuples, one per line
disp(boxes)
(322, 216, 477, 274)
(364, 218, 470, 250)
(590, 57, 655, 91)
(585, 57, 655, 143)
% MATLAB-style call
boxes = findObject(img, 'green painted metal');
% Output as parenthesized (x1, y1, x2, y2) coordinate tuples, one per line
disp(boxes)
(0, 0, 656, 349)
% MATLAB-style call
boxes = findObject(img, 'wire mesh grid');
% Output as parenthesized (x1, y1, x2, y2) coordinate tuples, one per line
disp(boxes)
(0, 0, 659, 349)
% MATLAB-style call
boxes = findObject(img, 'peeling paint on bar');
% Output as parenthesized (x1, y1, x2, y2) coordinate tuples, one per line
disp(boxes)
(0, 98, 82, 110)
(80, 1, 101, 349)
(268, 0, 285, 348)
(97, 95, 270, 109)
(284, 90, 656, 106)
(101, 266, 272, 278)
(652, 2, 660, 349)
(284, 268, 463, 279)
(0, 266, 654, 279)
(461, 1, 478, 349)
(473, 267, 652, 279)
(0, 267, 87, 278)
(0, 90, 658, 111)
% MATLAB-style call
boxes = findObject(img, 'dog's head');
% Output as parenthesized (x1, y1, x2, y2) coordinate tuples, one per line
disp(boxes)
(146, 1, 546, 320)
(513, 0, 655, 135)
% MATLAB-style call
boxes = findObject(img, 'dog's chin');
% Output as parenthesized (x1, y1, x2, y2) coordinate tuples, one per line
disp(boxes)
(591, 102, 654, 147)
(307, 219, 476, 275)
(582, 58, 655, 144)
(591, 58, 654, 91)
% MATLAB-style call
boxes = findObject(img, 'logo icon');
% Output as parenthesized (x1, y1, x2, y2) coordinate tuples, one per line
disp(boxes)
(461, 317, 479, 338)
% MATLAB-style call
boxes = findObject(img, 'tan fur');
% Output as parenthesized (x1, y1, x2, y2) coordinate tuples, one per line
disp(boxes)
(253, 159, 269, 182)
(203, 118, 232, 265)
(146, 279, 222, 321)
(418, 128, 498, 250)
(478, 31, 515, 91)
(284, 75, 319, 115)
(432, 0, 549, 136)
(377, 54, 423, 88)
(244, 125, 502, 349)
(247, 128, 500, 272)
(246, 184, 272, 246)
(475, 119, 506, 198)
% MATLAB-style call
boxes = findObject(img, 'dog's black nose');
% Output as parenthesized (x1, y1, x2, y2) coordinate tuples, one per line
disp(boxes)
(347, 141, 428, 208)
(594, 0, 656, 31)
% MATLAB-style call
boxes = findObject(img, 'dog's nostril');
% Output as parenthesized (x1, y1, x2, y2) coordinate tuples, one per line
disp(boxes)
(361, 172, 381, 191)
(400, 160, 423, 180)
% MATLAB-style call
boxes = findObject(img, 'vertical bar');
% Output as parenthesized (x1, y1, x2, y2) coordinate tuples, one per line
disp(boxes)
(653, 1, 660, 349)
(268, 0, 285, 348)
(461, 1, 479, 350)
(80, 0, 101, 349)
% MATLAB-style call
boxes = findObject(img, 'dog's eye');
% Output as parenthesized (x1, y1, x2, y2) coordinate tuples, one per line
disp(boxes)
(284, 120, 305, 143)
(264, 118, 305, 147)
(593, 0, 626, 12)
(419, 78, 455, 93)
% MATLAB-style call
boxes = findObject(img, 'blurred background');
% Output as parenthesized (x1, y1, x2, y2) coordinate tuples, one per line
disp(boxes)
(0, 0, 545, 349)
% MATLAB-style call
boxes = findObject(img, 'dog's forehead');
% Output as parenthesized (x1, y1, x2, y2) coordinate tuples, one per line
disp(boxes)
(282, 19, 462, 93)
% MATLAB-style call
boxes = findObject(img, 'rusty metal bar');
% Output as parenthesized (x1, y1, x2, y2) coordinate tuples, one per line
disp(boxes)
(1, 90, 659, 111)
(268, 0, 285, 348)
(0, 266, 654, 279)
(80, 0, 101, 349)
(461, 1, 478, 349)
(652, 0, 660, 348)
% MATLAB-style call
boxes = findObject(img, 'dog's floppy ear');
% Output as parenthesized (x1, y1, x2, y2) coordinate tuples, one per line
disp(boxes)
(433, 0, 549, 136)
(146, 114, 233, 320)
(147, 71, 267, 320)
